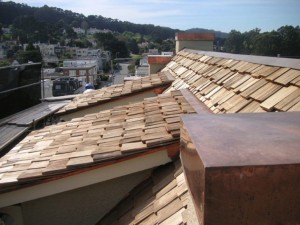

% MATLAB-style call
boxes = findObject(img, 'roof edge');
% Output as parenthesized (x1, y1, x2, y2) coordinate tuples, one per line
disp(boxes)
(0, 149, 171, 208)
(55, 82, 172, 116)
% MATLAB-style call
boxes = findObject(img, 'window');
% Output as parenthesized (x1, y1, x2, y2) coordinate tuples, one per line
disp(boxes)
(79, 70, 86, 76)
(69, 70, 76, 77)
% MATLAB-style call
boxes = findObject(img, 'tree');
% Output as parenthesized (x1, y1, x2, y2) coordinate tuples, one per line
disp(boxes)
(94, 33, 129, 58)
(242, 28, 260, 54)
(277, 26, 300, 57)
(81, 21, 89, 34)
(0, 23, 3, 38)
(17, 43, 42, 63)
(253, 32, 281, 56)
(65, 26, 77, 39)
(71, 20, 79, 28)
(0, 60, 10, 67)
(127, 64, 135, 76)
(26, 42, 35, 51)
(224, 30, 243, 54)
(127, 39, 139, 54)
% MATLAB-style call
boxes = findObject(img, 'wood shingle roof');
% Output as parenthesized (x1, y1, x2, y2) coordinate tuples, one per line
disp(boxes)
(0, 90, 196, 192)
(97, 49, 300, 224)
(1, 48, 300, 224)
(162, 49, 300, 114)
(56, 73, 174, 115)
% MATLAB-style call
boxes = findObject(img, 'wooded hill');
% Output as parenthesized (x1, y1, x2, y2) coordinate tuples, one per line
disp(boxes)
(0, 1, 180, 40)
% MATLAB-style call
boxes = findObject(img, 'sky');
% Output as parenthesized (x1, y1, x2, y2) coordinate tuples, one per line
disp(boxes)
(4, 0, 300, 33)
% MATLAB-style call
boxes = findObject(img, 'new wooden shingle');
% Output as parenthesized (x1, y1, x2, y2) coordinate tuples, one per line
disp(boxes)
(0, 91, 196, 191)
(97, 50, 300, 224)
(162, 49, 300, 114)
(56, 73, 174, 115)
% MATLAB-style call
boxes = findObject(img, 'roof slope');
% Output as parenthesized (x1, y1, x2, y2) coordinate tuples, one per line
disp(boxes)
(98, 49, 300, 224)
(56, 73, 174, 115)
(97, 160, 196, 225)
(162, 49, 300, 114)
(0, 90, 195, 192)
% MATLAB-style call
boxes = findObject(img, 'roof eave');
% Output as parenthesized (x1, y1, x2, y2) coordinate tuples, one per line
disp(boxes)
(0, 145, 176, 208)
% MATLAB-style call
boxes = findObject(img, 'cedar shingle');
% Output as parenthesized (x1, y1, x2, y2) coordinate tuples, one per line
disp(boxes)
(0, 90, 196, 188)
(260, 86, 298, 111)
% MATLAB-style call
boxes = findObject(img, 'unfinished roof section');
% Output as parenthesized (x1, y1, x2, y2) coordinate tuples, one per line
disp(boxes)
(56, 73, 174, 116)
(97, 160, 197, 225)
(162, 49, 300, 113)
(0, 90, 196, 193)
(0, 101, 69, 154)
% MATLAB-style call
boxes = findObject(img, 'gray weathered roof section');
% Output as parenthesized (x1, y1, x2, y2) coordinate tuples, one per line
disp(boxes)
(0, 101, 69, 153)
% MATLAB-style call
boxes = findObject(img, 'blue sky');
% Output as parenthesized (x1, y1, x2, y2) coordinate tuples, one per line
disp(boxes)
(4, 0, 300, 32)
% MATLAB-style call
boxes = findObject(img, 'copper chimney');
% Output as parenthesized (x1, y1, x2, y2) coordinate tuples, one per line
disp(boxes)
(180, 113, 300, 225)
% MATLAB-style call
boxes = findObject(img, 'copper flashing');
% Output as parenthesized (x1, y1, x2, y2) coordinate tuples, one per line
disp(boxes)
(180, 112, 300, 225)
(179, 89, 212, 114)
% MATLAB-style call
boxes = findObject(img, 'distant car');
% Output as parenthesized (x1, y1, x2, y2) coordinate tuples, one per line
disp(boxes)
(52, 77, 81, 96)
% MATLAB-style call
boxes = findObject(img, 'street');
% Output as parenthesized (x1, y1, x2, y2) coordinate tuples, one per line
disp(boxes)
(113, 63, 130, 85)
(41, 62, 131, 99)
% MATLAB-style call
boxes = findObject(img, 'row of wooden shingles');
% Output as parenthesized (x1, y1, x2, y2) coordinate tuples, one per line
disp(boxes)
(169, 55, 300, 114)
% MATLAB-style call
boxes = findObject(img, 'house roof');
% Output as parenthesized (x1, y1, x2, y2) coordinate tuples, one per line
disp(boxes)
(97, 160, 196, 225)
(56, 73, 174, 115)
(162, 49, 300, 114)
(0, 90, 196, 193)
(97, 49, 300, 224)
(0, 101, 70, 127)
(1, 48, 300, 223)
(0, 125, 29, 154)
